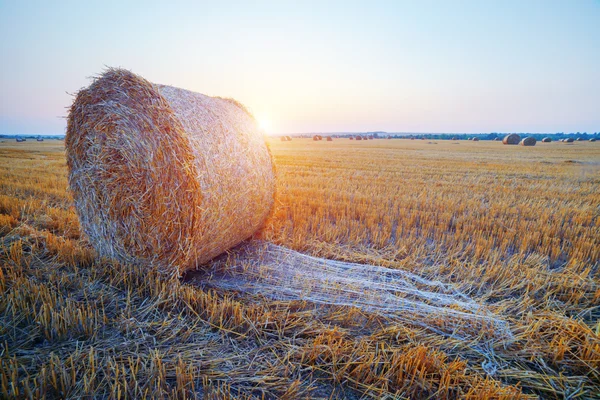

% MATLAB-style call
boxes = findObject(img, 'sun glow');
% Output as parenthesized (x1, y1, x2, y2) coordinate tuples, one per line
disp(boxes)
(257, 116, 272, 133)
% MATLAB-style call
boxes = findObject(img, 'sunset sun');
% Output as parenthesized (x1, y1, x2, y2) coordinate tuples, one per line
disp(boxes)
(257, 116, 272, 132)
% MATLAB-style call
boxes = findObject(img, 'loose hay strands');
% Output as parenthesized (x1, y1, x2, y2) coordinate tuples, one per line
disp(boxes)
(201, 242, 514, 344)
(66, 69, 276, 275)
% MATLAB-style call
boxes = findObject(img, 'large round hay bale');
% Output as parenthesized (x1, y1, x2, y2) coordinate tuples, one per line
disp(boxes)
(326, 136, 333, 141)
(541, 137, 551, 143)
(472, 137, 479, 141)
(520, 137, 536, 146)
(502, 134, 521, 145)
(355, 136, 362, 141)
(576, 138, 583, 141)
(565, 137, 574, 143)
(66, 69, 276, 274)
(590, 138, 597, 142)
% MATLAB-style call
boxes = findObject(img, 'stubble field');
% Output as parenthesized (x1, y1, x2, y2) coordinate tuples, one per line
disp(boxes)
(1, 138, 599, 399)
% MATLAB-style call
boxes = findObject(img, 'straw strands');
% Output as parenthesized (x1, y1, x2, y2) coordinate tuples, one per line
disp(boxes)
(202, 242, 513, 342)
(66, 68, 276, 275)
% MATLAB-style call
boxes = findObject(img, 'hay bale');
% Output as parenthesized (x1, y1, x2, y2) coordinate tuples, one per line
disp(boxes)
(590, 138, 597, 142)
(502, 134, 521, 145)
(286, 136, 292, 141)
(37, 137, 44, 142)
(472, 137, 479, 141)
(576, 138, 583, 141)
(542, 137, 551, 143)
(66, 68, 276, 274)
(565, 138, 574, 143)
(520, 137, 536, 146)
(280, 136, 287, 142)
(349, 136, 354, 140)
(452, 136, 459, 141)
(326, 136, 333, 141)
(494, 137, 500, 141)
(387, 135, 392, 139)
(355, 136, 362, 141)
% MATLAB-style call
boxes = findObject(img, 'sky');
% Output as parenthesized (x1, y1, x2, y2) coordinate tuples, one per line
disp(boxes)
(0, 0, 599, 135)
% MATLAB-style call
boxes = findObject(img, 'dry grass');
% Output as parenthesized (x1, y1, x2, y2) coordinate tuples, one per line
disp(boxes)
(1, 139, 599, 398)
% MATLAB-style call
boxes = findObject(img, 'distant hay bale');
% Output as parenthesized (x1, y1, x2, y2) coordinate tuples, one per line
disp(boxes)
(286, 136, 292, 141)
(387, 135, 392, 139)
(565, 138, 574, 143)
(37, 137, 44, 142)
(590, 138, 597, 142)
(16, 138, 24, 142)
(349, 136, 354, 140)
(355, 136, 362, 141)
(542, 137, 551, 143)
(280, 136, 287, 142)
(576, 138, 583, 141)
(452, 136, 459, 141)
(502, 134, 521, 145)
(326, 136, 333, 141)
(66, 68, 276, 274)
(368, 135, 374, 140)
(472, 137, 479, 141)
(494, 137, 500, 141)
(520, 137, 537, 146)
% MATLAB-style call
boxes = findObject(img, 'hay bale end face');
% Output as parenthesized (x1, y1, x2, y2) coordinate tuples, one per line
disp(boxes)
(66, 68, 276, 274)
(502, 134, 521, 145)
(542, 137, 551, 143)
(520, 137, 537, 146)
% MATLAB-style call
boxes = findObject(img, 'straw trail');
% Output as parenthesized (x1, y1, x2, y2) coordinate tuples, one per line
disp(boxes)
(199, 241, 514, 343)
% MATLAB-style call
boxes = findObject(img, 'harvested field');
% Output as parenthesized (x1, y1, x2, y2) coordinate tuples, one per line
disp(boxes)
(1, 139, 599, 399)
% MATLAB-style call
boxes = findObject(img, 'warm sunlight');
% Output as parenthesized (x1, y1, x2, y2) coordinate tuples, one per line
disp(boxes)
(257, 116, 272, 133)
(2, 2, 599, 398)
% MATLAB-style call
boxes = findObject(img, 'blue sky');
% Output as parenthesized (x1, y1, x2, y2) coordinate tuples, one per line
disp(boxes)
(0, 0, 598, 134)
